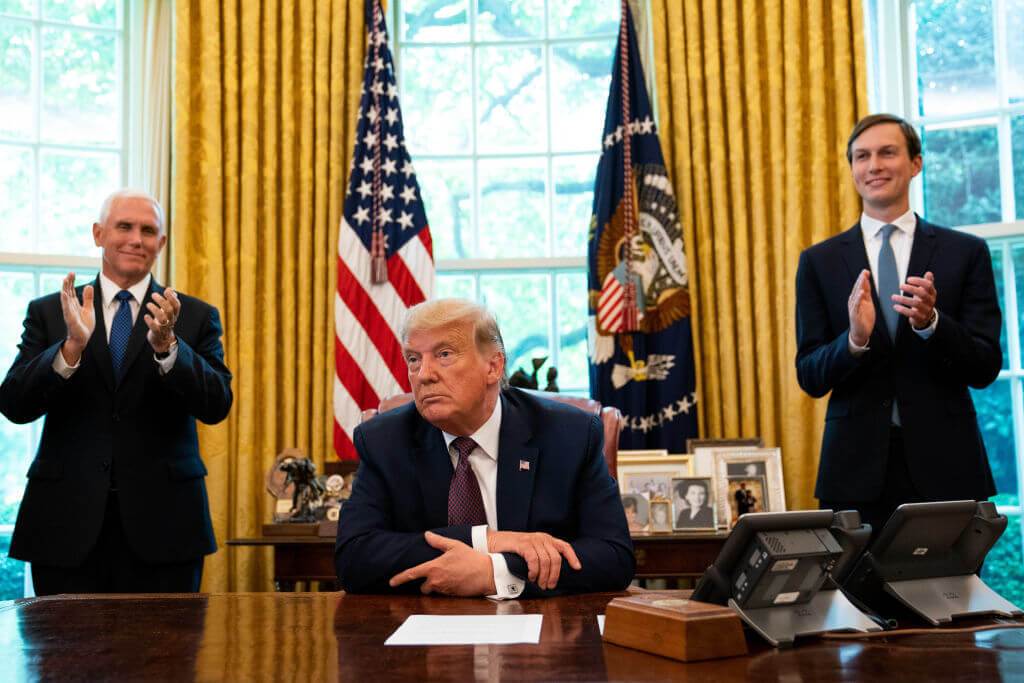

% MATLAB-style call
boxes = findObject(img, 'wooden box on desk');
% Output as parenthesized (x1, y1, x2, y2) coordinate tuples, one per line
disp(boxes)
(602, 591, 747, 662)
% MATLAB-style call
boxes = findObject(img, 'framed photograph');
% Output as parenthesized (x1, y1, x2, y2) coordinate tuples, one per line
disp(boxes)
(617, 454, 694, 500)
(725, 475, 766, 526)
(685, 437, 764, 453)
(649, 499, 673, 533)
(711, 448, 785, 528)
(671, 477, 717, 530)
(620, 492, 649, 532)
(617, 449, 670, 459)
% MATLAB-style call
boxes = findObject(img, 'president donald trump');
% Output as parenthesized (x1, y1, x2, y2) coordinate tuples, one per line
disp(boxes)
(335, 298, 635, 597)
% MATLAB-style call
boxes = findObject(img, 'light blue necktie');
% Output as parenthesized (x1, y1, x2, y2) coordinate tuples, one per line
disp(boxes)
(109, 290, 133, 374)
(877, 224, 901, 425)
(877, 224, 900, 342)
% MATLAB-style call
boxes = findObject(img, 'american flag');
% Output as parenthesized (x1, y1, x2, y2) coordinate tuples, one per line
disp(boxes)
(334, 0, 434, 460)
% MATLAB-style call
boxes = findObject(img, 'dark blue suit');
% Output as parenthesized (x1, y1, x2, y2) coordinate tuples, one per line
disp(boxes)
(0, 276, 232, 577)
(795, 217, 1001, 504)
(335, 388, 635, 596)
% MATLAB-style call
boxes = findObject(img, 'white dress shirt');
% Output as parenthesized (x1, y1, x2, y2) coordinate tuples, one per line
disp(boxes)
(53, 272, 177, 377)
(441, 398, 526, 599)
(849, 209, 938, 354)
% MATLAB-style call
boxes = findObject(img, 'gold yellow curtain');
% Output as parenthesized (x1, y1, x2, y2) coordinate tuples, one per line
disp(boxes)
(648, 1, 868, 510)
(172, 0, 365, 591)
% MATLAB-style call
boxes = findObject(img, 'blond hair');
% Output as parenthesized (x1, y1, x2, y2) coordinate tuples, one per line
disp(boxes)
(401, 298, 508, 387)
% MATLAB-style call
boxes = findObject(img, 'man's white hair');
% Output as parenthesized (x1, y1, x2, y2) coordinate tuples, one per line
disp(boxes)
(98, 189, 164, 230)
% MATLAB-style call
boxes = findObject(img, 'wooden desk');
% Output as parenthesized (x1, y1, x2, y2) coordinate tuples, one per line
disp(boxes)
(5, 591, 1024, 680)
(227, 531, 730, 591)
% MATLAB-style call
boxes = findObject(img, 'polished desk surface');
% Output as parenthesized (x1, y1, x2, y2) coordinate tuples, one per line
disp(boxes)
(4, 590, 1024, 681)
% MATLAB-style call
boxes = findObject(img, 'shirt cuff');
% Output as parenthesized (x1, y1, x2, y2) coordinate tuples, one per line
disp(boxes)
(52, 346, 79, 379)
(154, 344, 178, 375)
(487, 553, 525, 600)
(471, 525, 488, 553)
(913, 310, 939, 339)
(847, 331, 869, 356)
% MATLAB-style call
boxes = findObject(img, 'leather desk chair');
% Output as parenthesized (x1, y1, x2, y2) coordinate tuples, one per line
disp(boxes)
(359, 390, 622, 476)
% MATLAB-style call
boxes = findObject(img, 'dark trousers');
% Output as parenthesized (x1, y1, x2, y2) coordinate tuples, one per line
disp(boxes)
(819, 427, 927, 540)
(30, 491, 204, 596)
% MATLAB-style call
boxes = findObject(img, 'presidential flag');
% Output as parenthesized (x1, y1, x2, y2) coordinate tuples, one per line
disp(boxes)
(334, 0, 434, 460)
(587, 2, 698, 452)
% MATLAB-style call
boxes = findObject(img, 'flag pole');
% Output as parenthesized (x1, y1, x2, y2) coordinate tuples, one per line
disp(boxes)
(618, 0, 639, 331)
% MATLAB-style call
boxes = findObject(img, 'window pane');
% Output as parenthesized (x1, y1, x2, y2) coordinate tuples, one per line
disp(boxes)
(552, 154, 595, 257)
(0, 21, 33, 139)
(477, 158, 546, 258)
(416, 159, 472, 259)
(1014, 242, 1024, 357)
(972, 380, 1018, 505)
(990, 243, 1009, 371)
(475, 0, 542, 41)
(0, 145, 34, 252)
(911, 0, 996, 116)
(0, 533, 25, 600)
(0, 270, 38, 531)
(400, 0, 468, 42)
(481, 273, 550, 382)
(550, 0, 617, 38)
(42, 27, 119, 146)
(402, 47, 471, 155)
(549, 42, 612, 153)
(921, 123, 1001, 226)
(981, 514, 1024, 608)
(436, 273, 474, 299)
(0, 1, 33, 16)
(477, 45, 545, 153)
(1013, 115, 1024, 220)
(1010, 0, 1024, 104)
(42, 0, 117, 26)
(556, 272, 588, 391)
(39, 149, 118, 255)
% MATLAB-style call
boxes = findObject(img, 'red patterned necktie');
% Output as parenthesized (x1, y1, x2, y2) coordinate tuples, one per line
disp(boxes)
(447, 436, 487, 526)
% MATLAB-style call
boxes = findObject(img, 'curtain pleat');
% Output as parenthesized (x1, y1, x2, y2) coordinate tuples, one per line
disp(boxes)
(173, 0, 365, 591)
(649, 0, 868, 510)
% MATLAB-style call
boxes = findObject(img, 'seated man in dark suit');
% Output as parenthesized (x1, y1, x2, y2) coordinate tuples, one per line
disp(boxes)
(335, 298, 635, 597)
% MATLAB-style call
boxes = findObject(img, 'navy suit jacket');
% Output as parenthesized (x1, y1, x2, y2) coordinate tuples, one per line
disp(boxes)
(795, 217, 1001, 502)
(335, 388, 636, 596)
(0, 276, 232, 567)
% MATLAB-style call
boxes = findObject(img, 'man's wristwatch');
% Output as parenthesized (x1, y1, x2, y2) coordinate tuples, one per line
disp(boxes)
(154, 337, 178, 360)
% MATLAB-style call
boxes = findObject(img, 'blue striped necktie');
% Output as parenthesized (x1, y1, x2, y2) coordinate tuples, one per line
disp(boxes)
(109, 290, 133, 374)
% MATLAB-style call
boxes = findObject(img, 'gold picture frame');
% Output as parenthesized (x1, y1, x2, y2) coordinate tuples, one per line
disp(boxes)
(616, 454, 694, 500)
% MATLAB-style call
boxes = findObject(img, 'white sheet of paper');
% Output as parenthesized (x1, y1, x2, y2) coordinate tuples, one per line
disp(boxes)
(385, 614, 544, 646)
(597, 615, 605, 635)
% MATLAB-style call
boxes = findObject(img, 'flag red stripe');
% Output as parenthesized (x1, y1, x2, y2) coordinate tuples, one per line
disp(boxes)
(387, 253, 425, 308)
(334, 421, 357, 460)
(336, 254, 409, 389)
(417, 224, 433, 258)
(335, 335, 381, 410)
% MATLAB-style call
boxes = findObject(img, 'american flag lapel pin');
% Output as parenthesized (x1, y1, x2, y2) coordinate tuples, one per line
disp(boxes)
(519, 460, 530, 471)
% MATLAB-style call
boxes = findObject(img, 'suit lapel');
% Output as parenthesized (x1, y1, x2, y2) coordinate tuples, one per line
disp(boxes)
(838, 223, 891, 350)
(893, 216, 936, 346)
(496, 393, 537, 532)
(116, 280, 161, 385)
(412, 416, 452, 529)
(85, 276, 116, 391)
